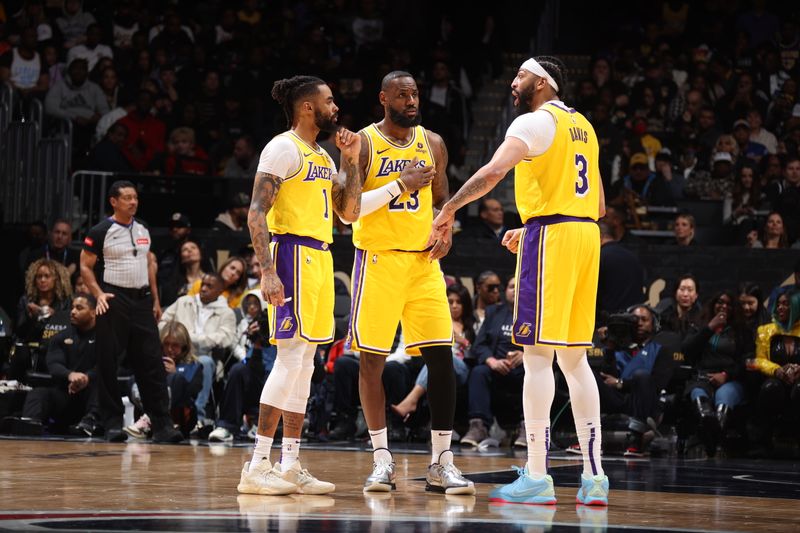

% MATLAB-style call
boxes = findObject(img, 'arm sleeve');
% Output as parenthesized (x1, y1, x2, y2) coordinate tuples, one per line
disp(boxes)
(45, 333, 71, 382)
(82, 222, 106, 256)
(356, 180, 404, 218)
(505, 109, 557, 156)
(256, 136, 302, 179)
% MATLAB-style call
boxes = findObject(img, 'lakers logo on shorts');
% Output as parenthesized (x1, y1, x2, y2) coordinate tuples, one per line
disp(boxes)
(279, 317, 295, 332)
(516, 322, 532, 338)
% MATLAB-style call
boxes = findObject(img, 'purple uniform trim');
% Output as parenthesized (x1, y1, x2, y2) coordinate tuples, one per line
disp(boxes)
(272, 243, 299, 340)
(271, 233, 329, 250)
(588, 426, 597, 475)
(345, 249, 365, 351)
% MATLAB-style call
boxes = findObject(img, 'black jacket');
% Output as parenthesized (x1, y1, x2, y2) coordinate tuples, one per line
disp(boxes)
(45, 325, 97, 387)
(681, 324, 753, 379)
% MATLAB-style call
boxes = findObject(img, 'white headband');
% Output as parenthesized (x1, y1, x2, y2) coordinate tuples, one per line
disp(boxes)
(520, 58, 559, 93)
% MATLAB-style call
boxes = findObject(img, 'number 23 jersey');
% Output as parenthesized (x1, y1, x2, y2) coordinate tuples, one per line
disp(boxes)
(352, 124, 435, 252)
(510, 101, 600, 222)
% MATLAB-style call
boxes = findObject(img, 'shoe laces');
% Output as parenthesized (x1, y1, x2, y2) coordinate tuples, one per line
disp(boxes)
(372, 459, 393, 475)
(511, 465, 528, 477)
(295, 467, 318, 484)
(442, 462, 464, 477)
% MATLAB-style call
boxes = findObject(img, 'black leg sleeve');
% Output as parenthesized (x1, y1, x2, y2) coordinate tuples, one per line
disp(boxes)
(420, 345, 456, 431)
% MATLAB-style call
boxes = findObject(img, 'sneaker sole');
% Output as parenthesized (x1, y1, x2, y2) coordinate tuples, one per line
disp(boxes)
(294, 484, 336, 495)
(237, 483, 297, 496)
(576, 497, 608, 506)
(363, 482, 396, 493)
(489, 497, 557, 505)
(443, 484, 476, 495)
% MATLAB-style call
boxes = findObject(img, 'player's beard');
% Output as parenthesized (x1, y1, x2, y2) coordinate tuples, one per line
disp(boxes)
(389, 106, 422, 128)
(314, 109, 338, 133)
(515, 84, 536, 115)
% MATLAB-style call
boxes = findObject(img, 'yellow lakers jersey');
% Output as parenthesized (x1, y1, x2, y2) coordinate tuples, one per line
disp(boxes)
(514, 101, 601, 222)
(353, 124, 435, 251)
(267, 131, 336, 244)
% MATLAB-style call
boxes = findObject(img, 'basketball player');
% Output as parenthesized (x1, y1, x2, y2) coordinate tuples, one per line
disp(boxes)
(347, 71, 474, 495)
(238, 76, 363, 496)
(430, 57, 610, 505)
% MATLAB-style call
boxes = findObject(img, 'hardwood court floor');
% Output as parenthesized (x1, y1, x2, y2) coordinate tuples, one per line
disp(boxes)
(0, 438, 797, 532)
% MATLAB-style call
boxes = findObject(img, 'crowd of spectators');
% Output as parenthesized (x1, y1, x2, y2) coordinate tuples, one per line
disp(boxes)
(1, 1, 800, 458)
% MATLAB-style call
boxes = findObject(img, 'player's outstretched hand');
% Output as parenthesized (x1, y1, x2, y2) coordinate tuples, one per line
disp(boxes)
(428, 206, 456, 261)
(501, 228, 523, 254)
(336, 128, 361, 162)
(399, 157, 435, 191)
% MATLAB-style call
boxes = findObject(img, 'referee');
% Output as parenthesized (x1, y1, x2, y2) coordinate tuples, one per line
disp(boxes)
(80, 180, 182, 443)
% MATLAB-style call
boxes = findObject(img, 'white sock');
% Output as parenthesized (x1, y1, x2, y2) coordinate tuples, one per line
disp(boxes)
(431, 430, 452, 464)
(369, 428, 392, 462)
(525, 419, 549, 479)
(250, 435, 273, 472)
(575, 417, 603, 477)
(556, 347, 604, 478)
(280, 437, 302, 470)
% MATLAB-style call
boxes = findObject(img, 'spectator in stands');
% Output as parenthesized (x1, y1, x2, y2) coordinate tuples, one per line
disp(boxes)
(723, 163, 762, 229)
(124, 321, 203, 438)
(658, 273, 702, 340)
(718, 72, 768, 129)
(597, 222, 645, 320)
(56, 0, 97, 49)
(66, 23, 112, 72)
(0, 27, 48, 98)
(683, 290, 753, 454)
(209, 291, 275, 442)
(459, 198, 507, 241)
(671, 213, 698, 246)
(748, 211, 790, 249)
(748, 108, 777, 154)
(24, 219, 79, 276)
(732, 119, 768, 163)
(151, 127, 210, 176)
(594, 305, 678, 456)
(473, 271, 501, 328)
(119, 89, 166, 171)
(96, 67, 124, 111)
(187, 256, 247, 310)
(86, 121, 133, 172)
(601, 205, 640, 246)
(16, 259, 72, 345)
(243, 249, 261, 289)
(461, 278, 524, 447)
(390, 285, 474, 423)
(212, 192, 250, 234)
(685, 151, 735, 200)
(159, 237, 209, 309)
(765, 155, 800, 243)
(149, 12, 194, 67)
(695, 106, 722, 165)
(654, 148, 685, 201)
(421, 60, 468, 159)
(223, 135, 258, 179)
(613, 152, 675, 207)
(159, 273, 237, 432)
(747, 289, 800, 453)
(761, 154, 783, 188)
(739, 282, 770, 337)
(10, 293, 97, 436)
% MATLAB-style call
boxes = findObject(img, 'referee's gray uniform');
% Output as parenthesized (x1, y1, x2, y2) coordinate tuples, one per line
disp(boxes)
(83, 217, 172, 435)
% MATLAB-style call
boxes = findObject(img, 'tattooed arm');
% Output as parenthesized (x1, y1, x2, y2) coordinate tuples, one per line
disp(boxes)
(428, 137, 528, 247)
(248, 171, 285, 306)
(331, 128, 363, 223)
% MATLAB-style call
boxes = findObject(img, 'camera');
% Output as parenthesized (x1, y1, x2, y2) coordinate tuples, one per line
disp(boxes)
(605, 313, 638, 349)
(246, 311, 270, 345)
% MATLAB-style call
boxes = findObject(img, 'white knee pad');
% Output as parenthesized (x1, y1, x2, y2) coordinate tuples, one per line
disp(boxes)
(260, 337, 309, 411)
(283, 343, 317, 413)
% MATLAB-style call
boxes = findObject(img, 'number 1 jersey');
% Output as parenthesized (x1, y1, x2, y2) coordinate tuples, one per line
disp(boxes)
(352, 124, 435, 252)
(511, 101, 601, 222)
(267, 131, 336, 244)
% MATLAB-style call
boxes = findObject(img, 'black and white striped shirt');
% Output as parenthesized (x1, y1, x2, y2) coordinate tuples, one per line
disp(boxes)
(83, 218, 151, 288)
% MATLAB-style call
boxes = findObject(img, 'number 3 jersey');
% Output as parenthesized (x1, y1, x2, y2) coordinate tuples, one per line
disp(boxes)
(510, 101, 600, 222)
(266, 131, 336, 244)
(352, 124, 435, 252)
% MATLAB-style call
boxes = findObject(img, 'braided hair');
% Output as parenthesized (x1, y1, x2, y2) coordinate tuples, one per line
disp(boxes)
(271, 75, 326, 128)
(534, 55, 567, 97)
